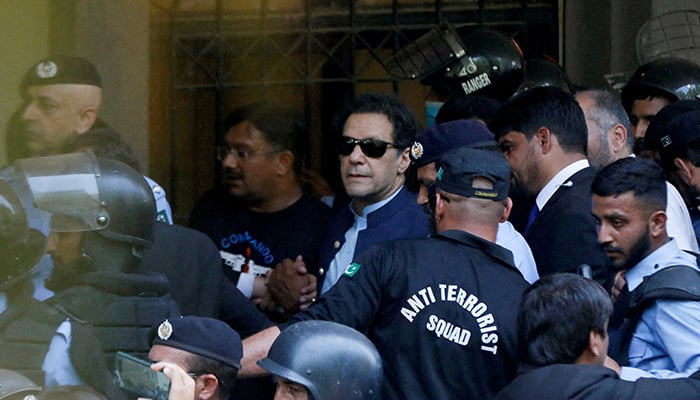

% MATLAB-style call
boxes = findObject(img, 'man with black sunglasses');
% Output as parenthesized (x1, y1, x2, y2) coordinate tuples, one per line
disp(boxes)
(239, 148, 529, 399)
(316, 92, 431, 294)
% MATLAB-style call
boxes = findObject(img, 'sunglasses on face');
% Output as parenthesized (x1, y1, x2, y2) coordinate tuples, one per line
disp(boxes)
(337, 137, 396, 158)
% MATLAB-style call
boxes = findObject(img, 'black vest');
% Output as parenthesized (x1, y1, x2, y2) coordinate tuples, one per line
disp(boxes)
(50, 270, 180, 355)
(0, 279, 65, 385)
(608, 265, 700, 365)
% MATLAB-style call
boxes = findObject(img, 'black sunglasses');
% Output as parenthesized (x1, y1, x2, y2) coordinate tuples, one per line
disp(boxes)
(338, 137, 396, 158)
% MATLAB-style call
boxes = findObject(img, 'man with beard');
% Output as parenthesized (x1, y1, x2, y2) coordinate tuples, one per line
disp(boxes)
(575, 89, 697, 253)
(592, 157, 700, 379)
(490, 87, 609, 285)
(620, 57, 700, 158)
(411, 119, 538, 283)
(644, 100, 700, 247)
(189, 103, 329, 316)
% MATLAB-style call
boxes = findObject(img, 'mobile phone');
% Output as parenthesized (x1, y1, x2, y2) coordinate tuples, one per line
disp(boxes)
(114, 351, 171, 400)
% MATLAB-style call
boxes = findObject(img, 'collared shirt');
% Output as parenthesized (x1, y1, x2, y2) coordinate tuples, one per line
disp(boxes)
(322, 187, 403, 293)
(619, 239, 700, 380)
(496, 221, 539, 283)
(535, 159, 589, 211)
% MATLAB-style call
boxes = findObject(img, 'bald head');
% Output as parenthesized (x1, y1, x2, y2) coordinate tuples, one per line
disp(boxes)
(21, 83, 102, 156)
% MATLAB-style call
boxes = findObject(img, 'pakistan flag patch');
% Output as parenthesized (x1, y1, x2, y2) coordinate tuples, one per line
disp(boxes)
(344, 262, 361, 277)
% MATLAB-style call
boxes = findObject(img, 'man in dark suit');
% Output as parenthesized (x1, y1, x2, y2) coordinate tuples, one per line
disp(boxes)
(490, 86, 609, 285)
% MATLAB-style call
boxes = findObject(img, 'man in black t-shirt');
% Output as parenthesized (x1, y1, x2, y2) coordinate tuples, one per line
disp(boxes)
(189, 103, 330, 317)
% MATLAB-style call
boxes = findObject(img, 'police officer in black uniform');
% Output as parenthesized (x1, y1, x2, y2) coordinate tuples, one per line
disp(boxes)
(240, 147, 530, 399)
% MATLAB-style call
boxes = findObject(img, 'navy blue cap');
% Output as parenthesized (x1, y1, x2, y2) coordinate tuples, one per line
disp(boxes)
(410, 120, 496, 167)
(435, 147, 510, 200)
(644, 99, 700, 155)
(21, 56, 102, 89)
(150, 316, 242, 369)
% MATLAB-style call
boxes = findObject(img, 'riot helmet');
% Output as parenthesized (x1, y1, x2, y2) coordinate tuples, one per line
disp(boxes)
(258, 320, 383, 400)
(13, 152, 156, 252)
(512, 57, 575, 96)
(0, 180, 46, 292)
(621, 57, 700, 111)
(0, 369, 41, 400)
(383, 22, 524, 101)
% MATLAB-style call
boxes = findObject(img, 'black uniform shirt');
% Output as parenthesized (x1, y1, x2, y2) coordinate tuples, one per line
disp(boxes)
(288, 229, 530, 399)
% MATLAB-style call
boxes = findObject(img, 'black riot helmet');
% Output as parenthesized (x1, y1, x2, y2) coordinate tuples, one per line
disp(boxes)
(384, 22, 524, 101)
(0, 180, 46, 291)
(258, 320, 383, 400)
(512, 57, 575, 97)
(14, 152, 156, 251)
(621, 57, 700, 111)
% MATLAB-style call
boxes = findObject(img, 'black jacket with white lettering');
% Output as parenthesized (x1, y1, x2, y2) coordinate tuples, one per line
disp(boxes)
(287, 229, 529, 399)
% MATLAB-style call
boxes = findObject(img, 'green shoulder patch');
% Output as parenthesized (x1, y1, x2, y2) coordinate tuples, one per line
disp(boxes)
(344, 262, 361, 277)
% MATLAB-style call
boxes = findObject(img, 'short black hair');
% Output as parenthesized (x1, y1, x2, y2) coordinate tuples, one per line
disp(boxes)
(621, 86, 676, 114)
(333, 92, 421, 149)
(222, 103, 308, 175)
(490, 86, 588, 155)
(591, 157, 667, 211)
(186, 353, 239, 399)
(518, 273, 612, 366)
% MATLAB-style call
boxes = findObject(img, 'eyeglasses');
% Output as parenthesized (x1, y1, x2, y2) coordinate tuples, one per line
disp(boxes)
(216, 146, 278, 162)
(337, 137, 396, 158)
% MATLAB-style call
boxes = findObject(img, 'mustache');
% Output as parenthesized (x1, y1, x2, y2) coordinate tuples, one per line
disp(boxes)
(223, 168, 242, 179)
(602, 244, 624, 254)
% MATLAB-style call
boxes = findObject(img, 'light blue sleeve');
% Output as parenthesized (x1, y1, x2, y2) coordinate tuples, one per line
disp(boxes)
(42, 319, 86, 387)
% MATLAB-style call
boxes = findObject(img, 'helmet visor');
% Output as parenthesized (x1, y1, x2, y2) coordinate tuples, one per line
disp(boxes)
(383, 21, 466, 79)
(14, 152, 109, 232)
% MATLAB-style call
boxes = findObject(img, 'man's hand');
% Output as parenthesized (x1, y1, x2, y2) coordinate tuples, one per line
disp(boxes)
(267, 256, 317, 312)
(611, 270, 627, 303)
(138, 361, 195, 400)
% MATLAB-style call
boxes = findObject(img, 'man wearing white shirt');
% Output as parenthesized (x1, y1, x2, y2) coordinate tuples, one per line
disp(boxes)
(491, 87, 609, 285)
(576, 89, 698, 253)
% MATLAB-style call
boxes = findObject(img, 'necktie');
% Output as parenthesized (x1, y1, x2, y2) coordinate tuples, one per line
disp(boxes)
(524, 204, 539, 234)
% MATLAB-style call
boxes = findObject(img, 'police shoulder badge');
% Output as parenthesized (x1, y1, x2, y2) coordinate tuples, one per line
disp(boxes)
(157, 319, 173, 340)
(410, 141, 424, 161)
(36, 61, 58, 79)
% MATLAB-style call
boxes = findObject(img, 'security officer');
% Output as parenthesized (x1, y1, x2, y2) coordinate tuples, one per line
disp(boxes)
(0, 178, 118, 397)
(240, 147, 529, 399)
(620, 56, 700, 156)
(12, 152, 180, 396)
(258, 320, 382, 400)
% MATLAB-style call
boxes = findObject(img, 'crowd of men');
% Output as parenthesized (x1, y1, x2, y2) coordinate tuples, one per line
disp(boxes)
(3, 25, 700, 400)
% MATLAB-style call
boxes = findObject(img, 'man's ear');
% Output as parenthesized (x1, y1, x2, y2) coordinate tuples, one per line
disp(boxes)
(649, 209, 667, 239)
(500, 197, 513, 223)
(276, 150, 294, 175)
(609, 123, 628, 154)
(576, 330, 605, 365)
(397, 148, 411, 175)
(197, 374, 219, 399)
(534, 127, 553, 155)
(76, 107, 97, 134)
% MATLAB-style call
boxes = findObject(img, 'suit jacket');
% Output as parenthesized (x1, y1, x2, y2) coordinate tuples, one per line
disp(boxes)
(525, 167, 610, 285)
(317, 187, 430, 292)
